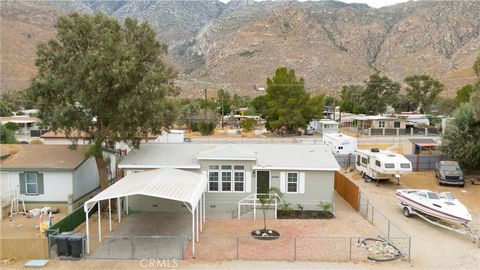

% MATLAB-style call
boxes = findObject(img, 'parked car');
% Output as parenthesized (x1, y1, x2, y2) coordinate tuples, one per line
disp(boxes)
(435, 161, 464, 187)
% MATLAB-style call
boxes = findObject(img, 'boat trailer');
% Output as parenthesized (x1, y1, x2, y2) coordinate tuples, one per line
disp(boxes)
(399, 203, 479, 244)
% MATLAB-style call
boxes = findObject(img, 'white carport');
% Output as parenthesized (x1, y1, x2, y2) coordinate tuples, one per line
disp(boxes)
(83, 168, 207, 257)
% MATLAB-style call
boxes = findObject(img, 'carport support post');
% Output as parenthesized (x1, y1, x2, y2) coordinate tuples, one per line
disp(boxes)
(108, 199, 112, 232)
(202, 192, 206, 223)
(117, 197, 121, 223)
(191, 209, 195, 258)
(196, 203, 199, 242)
(126, 196, 129, 215)
(199, 198, 203, 232)
(85, 210, 90, 254)
(98, 201, 101, 242)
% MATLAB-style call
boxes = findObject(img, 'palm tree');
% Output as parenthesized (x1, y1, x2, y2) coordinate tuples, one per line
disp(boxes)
(257, 187, 283, 231)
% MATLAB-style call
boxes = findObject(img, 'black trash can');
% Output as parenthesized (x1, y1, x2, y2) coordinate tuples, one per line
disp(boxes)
(56, 232, 74, 256)
(68, 233, 85, 258)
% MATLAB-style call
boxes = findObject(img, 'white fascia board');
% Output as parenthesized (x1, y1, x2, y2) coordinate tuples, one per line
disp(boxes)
(197, 157, 257, 161)
(252, 166, 340, 171)
(118, 164, 201, 169)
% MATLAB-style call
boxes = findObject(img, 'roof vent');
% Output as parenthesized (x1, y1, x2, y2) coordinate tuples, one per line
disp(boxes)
(371, 148, 380, 153)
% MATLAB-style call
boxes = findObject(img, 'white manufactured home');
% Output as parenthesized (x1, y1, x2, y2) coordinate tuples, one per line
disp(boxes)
(0, 145, 99, 218)
(323, 133, 357, 155)
(355, 149, 412, 184)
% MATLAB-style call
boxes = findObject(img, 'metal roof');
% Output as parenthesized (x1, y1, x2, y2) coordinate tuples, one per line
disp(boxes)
(119, 143, 340, 171)
(408, 139, 438, 145)
(84, 168, 207, 212)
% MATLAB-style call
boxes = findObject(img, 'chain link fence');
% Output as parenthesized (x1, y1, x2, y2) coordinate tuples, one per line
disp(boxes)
(358, 192, 411, 262)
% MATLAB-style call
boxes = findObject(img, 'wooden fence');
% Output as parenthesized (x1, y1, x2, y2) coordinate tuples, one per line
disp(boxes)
(334, 172, 359, 211)
(0, 238, 49, 259)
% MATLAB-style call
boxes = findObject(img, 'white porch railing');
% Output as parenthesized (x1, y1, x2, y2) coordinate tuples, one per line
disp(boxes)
(237, 193, 278, 220)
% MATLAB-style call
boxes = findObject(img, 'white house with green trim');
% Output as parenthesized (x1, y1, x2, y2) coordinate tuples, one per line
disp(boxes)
(117, 143, 340, 218)
(0, 145, 99, 217)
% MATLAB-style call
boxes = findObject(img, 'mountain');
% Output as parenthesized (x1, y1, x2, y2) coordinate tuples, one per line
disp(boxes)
(1, 0, 479, 97)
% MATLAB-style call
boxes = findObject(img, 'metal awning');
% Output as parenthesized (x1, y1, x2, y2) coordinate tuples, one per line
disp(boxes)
(84, 168, 207, 212)
(83, 168, 207, 256)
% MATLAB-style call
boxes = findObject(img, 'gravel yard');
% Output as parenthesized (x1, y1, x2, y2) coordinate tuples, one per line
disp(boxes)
(184, 193, 379, 263)
(343, 169, 480, 270)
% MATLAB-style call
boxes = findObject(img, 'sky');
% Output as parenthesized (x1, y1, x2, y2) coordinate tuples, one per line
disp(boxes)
(218, 0, 411, 9)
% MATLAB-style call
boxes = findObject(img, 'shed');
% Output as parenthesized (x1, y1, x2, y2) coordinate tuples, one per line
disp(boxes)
(409, 138, 439, 154)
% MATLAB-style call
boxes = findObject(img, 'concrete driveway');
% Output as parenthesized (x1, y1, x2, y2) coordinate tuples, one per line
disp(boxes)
(89, 211, 191, 259)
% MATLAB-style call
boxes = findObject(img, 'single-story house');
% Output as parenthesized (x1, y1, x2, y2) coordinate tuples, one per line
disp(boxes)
(398, 113, 430, 127)
(308, 119, 339, 134)
(354, 115, 406, 129)
(0, 116, 40, 133)
(0, 145, 100, 218)
(82, 143, 340, 256)
(116, 143, 340, 214)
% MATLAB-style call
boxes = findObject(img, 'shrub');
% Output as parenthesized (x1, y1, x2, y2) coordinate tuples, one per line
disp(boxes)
(4, 122, 19, 131)
(240, 118, 256, 132)
(30, 139, 43, 144)
(198, 121, 216, 135)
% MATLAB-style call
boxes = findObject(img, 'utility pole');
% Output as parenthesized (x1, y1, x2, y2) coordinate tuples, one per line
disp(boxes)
(221, 93, 224, 129)
(203, 88, 207, 120)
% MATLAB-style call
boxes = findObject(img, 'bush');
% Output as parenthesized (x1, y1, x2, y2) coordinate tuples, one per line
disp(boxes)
(198, 121, 215, 135)
(4, 122, 19, 131)
(30, 139, 44, 144)
(240, 118, 256, 132)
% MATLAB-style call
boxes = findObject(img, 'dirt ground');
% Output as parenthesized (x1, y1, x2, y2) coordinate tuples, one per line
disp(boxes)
(1, 211, 67, 239)
(357, 144, 403, 154)
(342, 169, 480, 270)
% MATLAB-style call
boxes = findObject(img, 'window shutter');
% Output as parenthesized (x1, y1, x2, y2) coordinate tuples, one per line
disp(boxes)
(19, 173, 26, 194)
(299, 172, 305, 194)
(280, 172, 286, 193)
(245, 171, 251, 193)
(37, 173, 44, 194)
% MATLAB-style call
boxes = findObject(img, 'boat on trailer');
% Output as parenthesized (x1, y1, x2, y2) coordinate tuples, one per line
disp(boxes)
(396, 189, 471, 224)
(396, 189, 479, 243)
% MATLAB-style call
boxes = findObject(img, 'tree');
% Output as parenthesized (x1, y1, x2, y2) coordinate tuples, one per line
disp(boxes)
(308, 94, 325, 119)
(28, 13, 178, 194)
(0, 125, 18, 144)
(404, 75, 443, 114)
(454, 84, 474, 107)
(258, 187, 283, 232)
(362, 73, 400, 115)
(217, 89, 232, 116)
(339, 85, 366, 114)
(250, 95, 268, 118)
(441, 91, 480, 171)
(264, 67, 312, 132)
(177, 99, 201, 130)
(240, 118, 256, 132)
(435, 96, 456, 115)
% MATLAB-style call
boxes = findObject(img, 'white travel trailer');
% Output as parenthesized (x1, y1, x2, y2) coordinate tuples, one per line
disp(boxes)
(355, 149, 412, 184)
(323, 133, 357, 155)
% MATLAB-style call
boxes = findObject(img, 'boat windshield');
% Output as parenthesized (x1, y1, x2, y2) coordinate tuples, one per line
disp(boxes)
(442, 192, 456, 200)
(427, 192, 440, 200)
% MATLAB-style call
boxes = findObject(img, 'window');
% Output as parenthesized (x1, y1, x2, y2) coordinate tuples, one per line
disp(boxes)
(287, 172, 298, 193)
(221, 172, 232, 191)
(375, 160, 381, 167)
(361, 157, 368, 165)
(208, 171, 219, 191)
(394, 121, 400, 128)
(25, 173, 38, 195)
(379, 121, 385, 128)
(384, 163, 395, 168)
(210, 164, 246, 193)
(234, 171, 244, 192)
(400, 163, 410, 169)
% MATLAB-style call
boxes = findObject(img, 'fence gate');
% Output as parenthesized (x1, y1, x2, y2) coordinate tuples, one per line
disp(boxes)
(334, 172, 359, 211)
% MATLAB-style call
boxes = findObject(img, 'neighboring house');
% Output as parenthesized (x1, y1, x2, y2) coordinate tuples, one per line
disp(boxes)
(118, 143, 340, 216)
(308, 119, 339, 134)
(398, 113, 430, 128)
(0, 116, 40, 135)
(0, 145, 99, 217)
(354, 115, 406, 129)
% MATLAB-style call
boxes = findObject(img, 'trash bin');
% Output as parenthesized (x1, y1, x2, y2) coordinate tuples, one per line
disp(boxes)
(56, 232, 74, 256)
(68, 233, 85, 258)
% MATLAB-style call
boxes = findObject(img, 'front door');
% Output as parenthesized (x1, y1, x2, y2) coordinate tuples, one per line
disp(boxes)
(256, 171, 270, 193)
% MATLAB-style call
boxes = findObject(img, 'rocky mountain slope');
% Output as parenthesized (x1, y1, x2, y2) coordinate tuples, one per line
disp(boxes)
(1, 0, 479, 97)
